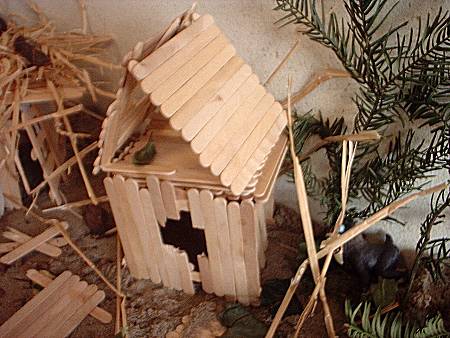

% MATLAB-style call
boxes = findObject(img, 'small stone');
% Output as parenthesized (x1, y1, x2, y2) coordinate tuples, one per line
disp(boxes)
(175, 324, 184, 333)
(182, 315, 190, 324)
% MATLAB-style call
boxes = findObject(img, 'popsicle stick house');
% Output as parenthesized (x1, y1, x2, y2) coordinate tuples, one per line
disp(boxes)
(94, 8, 288, 305)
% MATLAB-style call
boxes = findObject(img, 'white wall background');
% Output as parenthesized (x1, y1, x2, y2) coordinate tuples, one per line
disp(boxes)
(3, 0, 449, 259)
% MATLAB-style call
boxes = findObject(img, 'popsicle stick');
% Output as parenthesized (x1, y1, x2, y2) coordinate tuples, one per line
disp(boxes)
(187, 189, 205, 229)
(104, 177, 140, 277)
(164, 245, 182, 290)
(0, 272, 77, 337)
(113, 175, 149, 279)
(182, 63, 252, 141)
(221, 102, 283, 186)
(131, 14, 215, 81)
(240, 199, 261, 303)
(159, 43, 236, 116)
(256, 201, 268, 251)
(151, 33, 229, 108)
(125, 179, 161, 283)
(161, 180, 180, 220)
(197, 254, 213, 294)
(26, 269, 112, 324)
(140, 24, 221, 94)
(199, 190, 224, 296)
(0, 242, 19, 253)
(227, 202, 249, 305)
(175, 250, 195, 294)
(146, 176, 167, 226)
(170, 56, 245, 131)
(0, 222, 68, 265)
(2, 229, 62, 257)
(140, 189, 171, 287)
(211, 93, 275, 176)
(214, 197, 236, 299)
(50, 290, 105, 338)
(191, 74, 259, 154)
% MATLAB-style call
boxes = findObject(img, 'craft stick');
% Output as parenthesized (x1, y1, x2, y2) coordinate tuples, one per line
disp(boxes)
(42, 195, 109, 213)
(227, 201, 250, 305)
(221, 102, 283, 186)
(255, 202, 267, 266)
(191, 74, 259, 153)
(2, 229, 62, 257)
(140, 24, 221, 94)
(187, 189, 205, 229)
(146, 176, 167, 226)
(0, 242, 19, 253)
(104, 177, 141, 277)
(0, 271, 74, 337)
(101, 163, 176, 176)
(50, 290, 105, 338)
(199, 84, 265, 168)
(199, 190, 224, 296)
(175, 250, 195, 294)
(131, 14, 215, 81)
(125, 179, 161, 283)
(214, 197, 236, 299)
(2, 86, 84, 105)
(26, 269, 112, 324)
(197, 254, 214, 294)
(0, 222, 68, 264)
(161, 180, 180, 220)
(5, 226, 66, 248)
(113, 176, 149, 278)
(170, 56, 245, 131)
(159, 43, 236, 117)
(164, 245, 182, 290)
(140, 189, 171, 287)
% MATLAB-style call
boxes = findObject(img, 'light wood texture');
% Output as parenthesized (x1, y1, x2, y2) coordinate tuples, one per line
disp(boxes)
(214, 197, 236, 299)
(140, 188, 171, 287)
(26, 269, 112, 324)
(140, 24, 221, 94)
(169, 56, 244, 131)
(159, 43, 236, 117)
(2, 228, 62, 257)
(187, 189, 205, 229)
(199, 84, 265, 168)
(181, 63, 252, 142)
(199, 190, 224, 296)
(240, 199, 261, 304)
(0, 222, 68, 265)
(2, 86, 84, 105)
(175, 250, 195, 294)
(197, 254, 213, 294)
(146, 175, 167, 226)
(104, 177, 140, 277)
(131, 14, 215, 81)
(125, 178, 161, 283)
(0, 242, 18, 253)
(164, 245, 182, 290)
(151, 33, 229, 108)
(161, 180, 180, 220)
(255, 202, 267, 268)
(227, 201, 249, 305)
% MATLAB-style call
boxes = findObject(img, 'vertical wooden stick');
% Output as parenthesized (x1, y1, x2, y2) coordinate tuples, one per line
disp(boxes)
(115, 235, 122, 335)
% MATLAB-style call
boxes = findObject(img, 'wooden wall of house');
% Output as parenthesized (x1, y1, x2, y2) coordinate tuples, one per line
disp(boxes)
(104, 174, 274, 305)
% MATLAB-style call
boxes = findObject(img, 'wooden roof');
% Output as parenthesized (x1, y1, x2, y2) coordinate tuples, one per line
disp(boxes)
(95, 9, 287, 196)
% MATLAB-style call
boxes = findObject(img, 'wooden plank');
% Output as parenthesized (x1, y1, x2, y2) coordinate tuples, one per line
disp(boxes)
(197, 254, 214, 294)
(125, 179, 161, 283)
(140, 189, 171, 287)
(104, 177, 141, 277)
(0, 222, 68, 264)
(50, 289, 105, 338)
(140, 24, 221, 94)
(159, 43, 236, 119)
(0, 271, 75, 337)
(182, 63, 252, 142)
(187, 189, 205, 229)
(113, 175, 149, 279)
(163, 245, 182, 290)
(221, 102, 283, 186)
(161, 180, 180, 220)
(151, 33, 229, 108)
(199, 84, 265, 168)
(146, 176, 167, 227)
(26, 269, 112, 324)
(2, 228, 62, 257)
(199, 190, 224, 296)
(170, 56, 245, 131)
(131, 14, 215, 81)
(240, 199, 261, 304)
(227, 202, 249, 305)
(211, 93, 275, 176)
(214, 197, 236, 299)
(175, 250, 195, 294)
